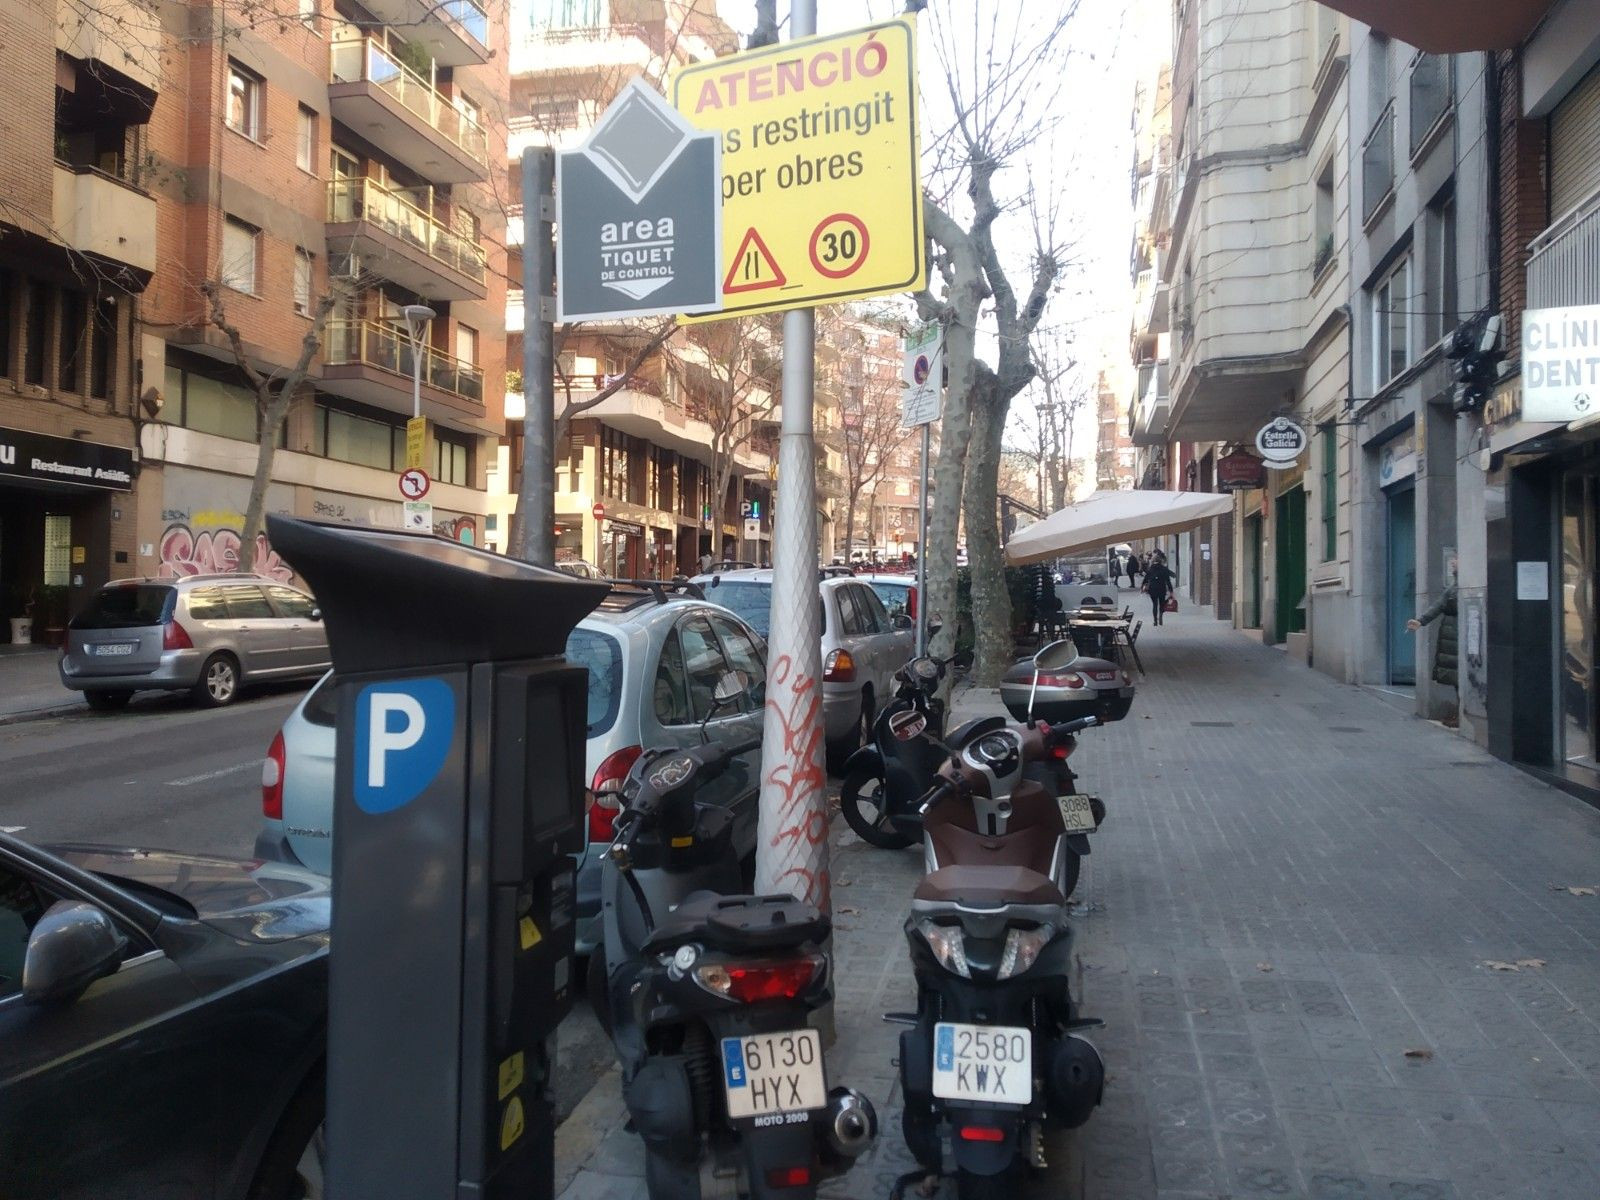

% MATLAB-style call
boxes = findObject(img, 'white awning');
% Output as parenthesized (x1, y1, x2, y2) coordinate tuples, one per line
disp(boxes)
(1005, 489, 1234, 566)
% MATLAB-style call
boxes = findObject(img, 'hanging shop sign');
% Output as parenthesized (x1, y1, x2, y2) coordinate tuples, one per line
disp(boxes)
(1215, 448, 1266, 491)
(1255, 416, 1308, 469)
(1522, 305, 1600, 422)
(0, 427, 134, 491)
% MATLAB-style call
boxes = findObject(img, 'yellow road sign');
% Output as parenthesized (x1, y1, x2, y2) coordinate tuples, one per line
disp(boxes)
(405, 416, 430, 470)
(672, 17, 923, 319)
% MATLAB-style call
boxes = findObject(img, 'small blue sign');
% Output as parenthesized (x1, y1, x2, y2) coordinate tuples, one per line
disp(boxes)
(353, 679, 455, 814)
(722, 1039, 748, 1090)
(935, 1025, 955, 1072)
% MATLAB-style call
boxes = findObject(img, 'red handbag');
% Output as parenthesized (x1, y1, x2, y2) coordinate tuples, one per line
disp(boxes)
(1163, 595, 1178, 613)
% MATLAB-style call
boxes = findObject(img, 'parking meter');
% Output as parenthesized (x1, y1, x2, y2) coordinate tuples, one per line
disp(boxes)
(266, 516, 607, 1200)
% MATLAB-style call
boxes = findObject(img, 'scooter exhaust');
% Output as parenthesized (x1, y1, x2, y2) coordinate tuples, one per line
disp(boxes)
(822, 1087, 878, 1158)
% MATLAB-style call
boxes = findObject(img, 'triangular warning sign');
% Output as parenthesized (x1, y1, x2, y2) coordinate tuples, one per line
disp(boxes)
(723, 227, 786, 295)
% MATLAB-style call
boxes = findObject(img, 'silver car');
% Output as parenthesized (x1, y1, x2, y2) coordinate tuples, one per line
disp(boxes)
(255, 582, 768, 955)
(59, 575, 330, 710)
(691, 568, 915, 769)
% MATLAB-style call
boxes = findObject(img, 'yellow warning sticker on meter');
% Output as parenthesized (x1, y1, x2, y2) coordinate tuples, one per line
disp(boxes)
(519, 916, 542, 950)
(498, 1051, 525, 1100)
(500, 1095, 525, 1150)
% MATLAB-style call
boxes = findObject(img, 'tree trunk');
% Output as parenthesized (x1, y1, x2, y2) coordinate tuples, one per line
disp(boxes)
(965, 385, 1013, 685)
(844, 489, 858, 561)
(925, 312, 977, 664)
(237, 385, 296, 573)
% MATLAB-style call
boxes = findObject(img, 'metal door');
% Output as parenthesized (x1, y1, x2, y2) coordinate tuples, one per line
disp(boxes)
(1386, 485, 1418, 685)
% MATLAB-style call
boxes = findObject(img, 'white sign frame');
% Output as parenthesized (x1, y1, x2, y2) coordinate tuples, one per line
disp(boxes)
(1255, 416, 1308, 469)
(901, 324, 943, 429)
(1522, 305, 1600, 423)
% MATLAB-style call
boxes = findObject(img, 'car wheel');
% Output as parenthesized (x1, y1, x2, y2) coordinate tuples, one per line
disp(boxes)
(83, 690, 131, 712)
(249, 1069, 326, 1200)
(192, 653, 240, 708)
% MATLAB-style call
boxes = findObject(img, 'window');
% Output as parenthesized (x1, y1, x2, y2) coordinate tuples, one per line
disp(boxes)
(330, 144, 359, 180)
(709, 614, 765, 706)
(296, 105, 317, 172)
(1409, 54, 1452, 152)
(221, 585, 275, 620)
(89, 297, 114, 399)
(532, 97, 583, 129)
(221, 217, 259, 294)
(178, 369, 258, 441)
(835, 585, 862, 635)
(0, 269, 13, 379)
(566, 627, 623, 735)
(855, 585, 889, 633)
(58, 289, 84, 393)
(186, 589, 226, 621)
(1422, 196, 1456, 348)
(1371, 256, 1411, 388)
(293, 249, 313, 317)
(267, 586, 317, 619)
(0, 864, 56, 1001)
(654, 631, 693, 726)
(454, 322, 478, 366)
(227, 62, 262, 139)
(1361, 105, 1395, 219)
(1366, 32, 1391, 115)
(434, 431, 470, 486)
(1321, 423, 1337, 562)
(24, 280, 49, 385)
(1313, 161, 1335, 275)
(298, 0, 317, 29)
(677, 614, 731, 722)
(324, 407, 399, 470)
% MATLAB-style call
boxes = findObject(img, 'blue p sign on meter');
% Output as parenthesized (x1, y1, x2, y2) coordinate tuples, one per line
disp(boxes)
(354, 678, 456, 813)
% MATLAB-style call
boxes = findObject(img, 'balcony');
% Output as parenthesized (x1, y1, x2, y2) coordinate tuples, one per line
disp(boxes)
(52, 163, 156, 281)
(323, 319, 486, 421)
(1528, 186, 1600, 310)
(326, 178, 486, 302)
(1130, 361, 1170, 447)
(509, 23, 656, 76)
(56, 0, 160, 98)
(352, 0, 488, 66)
(328, 39, 489, 184)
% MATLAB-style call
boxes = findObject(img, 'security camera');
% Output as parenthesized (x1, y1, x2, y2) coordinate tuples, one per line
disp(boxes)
(140, 387, 164, 418)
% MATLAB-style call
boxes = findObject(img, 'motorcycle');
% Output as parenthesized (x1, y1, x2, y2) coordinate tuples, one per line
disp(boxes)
(839, 654, 950, 850)
(596, 670, 879, 1200)
(889, 641, 1106, 1199)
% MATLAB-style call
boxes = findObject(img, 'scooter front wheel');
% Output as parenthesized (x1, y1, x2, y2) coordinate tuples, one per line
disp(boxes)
(840, 770, 917, 849)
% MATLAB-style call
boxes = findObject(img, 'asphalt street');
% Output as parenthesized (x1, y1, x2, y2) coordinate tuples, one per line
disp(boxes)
(0, 684, 612, 1121)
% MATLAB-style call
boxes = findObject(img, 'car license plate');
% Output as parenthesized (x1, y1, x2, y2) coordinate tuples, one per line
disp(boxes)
(933, 1022, 1032, 1105)
(1059, 794, 1098, 833)
(721, 1030, 826, 1121)
(91, 643, 137, 657)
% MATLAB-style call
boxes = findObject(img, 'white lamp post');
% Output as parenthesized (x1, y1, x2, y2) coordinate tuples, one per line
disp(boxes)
(401, 304, 437, 420)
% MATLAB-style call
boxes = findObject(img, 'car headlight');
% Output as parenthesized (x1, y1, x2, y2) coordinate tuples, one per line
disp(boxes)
(915, 918, 970, 978)
(997, 926, 1053, 980)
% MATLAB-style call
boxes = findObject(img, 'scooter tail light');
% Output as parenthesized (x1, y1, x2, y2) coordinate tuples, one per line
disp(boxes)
(588, 745, 643, 841)
(1037, 671, 1085, 689)
(914, 918, 970, 978)
(1051, 738, 1077, 761)
(694, 956, 821, 1002)
(959, 1125, 1006, 1143)
(261, 731, 286, 821)
(163, 620, 194, 651)
(765, 1165, 813, 1188)
(997, 925, 1053, 980)
(823, 648, 856, 682)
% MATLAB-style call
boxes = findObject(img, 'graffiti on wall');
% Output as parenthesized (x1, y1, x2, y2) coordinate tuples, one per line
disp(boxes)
(435, 515, 477, 545)
(158, 510, 294, 583)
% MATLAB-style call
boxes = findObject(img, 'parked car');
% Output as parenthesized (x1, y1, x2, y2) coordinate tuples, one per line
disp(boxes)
(255, 581, 769, 956)
(691, 567, 915, 769)
(0, 832, 329, 1200)
(555, 559, 604, 580)
(59, 575, 330, 710)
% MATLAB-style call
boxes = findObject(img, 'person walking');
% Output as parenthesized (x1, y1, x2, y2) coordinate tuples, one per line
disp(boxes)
(1407, 582, 1459, 691)
(1143, 555, 1174, 625)
(1126, 552, 1143, 588)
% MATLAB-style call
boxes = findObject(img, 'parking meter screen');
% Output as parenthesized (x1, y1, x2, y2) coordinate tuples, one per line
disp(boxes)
(493, 664, 588, 856)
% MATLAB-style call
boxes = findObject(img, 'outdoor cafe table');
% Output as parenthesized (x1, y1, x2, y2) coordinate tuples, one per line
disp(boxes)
(1068, 616, 1134, 663)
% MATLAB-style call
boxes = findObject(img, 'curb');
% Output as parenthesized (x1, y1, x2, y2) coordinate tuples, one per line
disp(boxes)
(0, 703, 85, 728)
(553, 1065, 628, 1196)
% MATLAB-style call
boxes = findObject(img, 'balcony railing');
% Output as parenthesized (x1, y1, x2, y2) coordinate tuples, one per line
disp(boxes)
(1362, 104, 1395, 221)
(438, 0, 489, 48)
(1409, 53, 1453, 154)
(1528, 186, 1600, 310)
(327, 178, 485, 283)
(325, 319, 484, 404)
(329, 39, 488, 167)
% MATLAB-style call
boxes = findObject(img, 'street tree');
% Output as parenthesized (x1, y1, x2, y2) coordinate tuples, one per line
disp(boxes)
(914, 2, 1083, 685)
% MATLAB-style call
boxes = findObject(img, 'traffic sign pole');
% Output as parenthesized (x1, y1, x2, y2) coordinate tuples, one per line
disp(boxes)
(756, 0, 828, 928)
(916, 422, 930, 656)
(518, 145, 557, 567)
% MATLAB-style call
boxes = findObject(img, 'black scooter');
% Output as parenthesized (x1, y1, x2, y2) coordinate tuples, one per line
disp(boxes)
(597, 672, 878, 1199)
(839, 655, 950, 849)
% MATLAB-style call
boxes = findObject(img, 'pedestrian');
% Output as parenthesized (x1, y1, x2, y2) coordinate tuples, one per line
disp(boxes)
(1407, 583, 1459, 691)
(1126, 552, 1142, 588)
(1143, 555, 1175, 626)
(698, 551, 714, 574)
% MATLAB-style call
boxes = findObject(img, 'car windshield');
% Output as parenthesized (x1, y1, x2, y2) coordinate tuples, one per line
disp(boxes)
(299, 625, 624, 736)
(704, 581, 774, 638)
(868, 581, 911, 615)
(70, 585, 174, 630)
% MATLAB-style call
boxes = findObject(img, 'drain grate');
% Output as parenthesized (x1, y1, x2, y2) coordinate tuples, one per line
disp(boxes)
(1191, 721, 1234, 728)
(1328, 726, 1364, 733)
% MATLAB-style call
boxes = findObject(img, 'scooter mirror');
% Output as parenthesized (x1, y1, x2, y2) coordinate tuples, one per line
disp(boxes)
(928, 612, 944, 636)
(1033, 639, 1078, 672)
(889, 710, 928, 742)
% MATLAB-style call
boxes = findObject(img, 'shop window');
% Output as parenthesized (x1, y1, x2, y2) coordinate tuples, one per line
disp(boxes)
(43, 514, 72, 587)
(324, 406, 397, 470)
(181, 370, 258, 442)
(227, 62, 262, 140)
(89, 297, 114, 399)
(24, 280, 49, 386)
(222, 218, 260, 294)
(57, 290, 84, 393)
(0, 269, 12, 379)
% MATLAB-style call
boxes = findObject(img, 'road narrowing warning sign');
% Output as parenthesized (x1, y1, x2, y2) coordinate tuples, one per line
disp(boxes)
(673, 17, 923, 319)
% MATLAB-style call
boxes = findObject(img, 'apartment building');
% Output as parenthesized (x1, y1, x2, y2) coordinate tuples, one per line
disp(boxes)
(491, 2, 778, 575)
(1127, 33, 1173, 505)
(833, 316, 923, 561)
(1097, 372, 1138, 493)
(0, 0, 159, 642)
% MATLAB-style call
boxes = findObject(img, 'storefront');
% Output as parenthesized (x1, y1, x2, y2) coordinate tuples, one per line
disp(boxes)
(0, 427, 136, 642)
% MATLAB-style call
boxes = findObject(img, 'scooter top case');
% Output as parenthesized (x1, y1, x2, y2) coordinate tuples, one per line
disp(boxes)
(999, 652, 1136, 725)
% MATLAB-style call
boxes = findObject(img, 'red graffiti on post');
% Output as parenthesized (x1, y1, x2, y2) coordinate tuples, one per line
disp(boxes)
(762, 652, 830, 911)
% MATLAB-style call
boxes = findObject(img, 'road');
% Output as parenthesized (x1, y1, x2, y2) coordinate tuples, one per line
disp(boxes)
(0, 686, 612, 1121)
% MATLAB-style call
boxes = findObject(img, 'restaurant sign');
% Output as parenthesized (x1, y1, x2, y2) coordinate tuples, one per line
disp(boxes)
(1255, 416, 1308, 469)
(0, 426, 134, 491)
(1216, 448, 1266, 491)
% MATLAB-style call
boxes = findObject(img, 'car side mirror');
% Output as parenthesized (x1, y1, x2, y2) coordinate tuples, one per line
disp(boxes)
(23, 901, 128, 1006)
(891, 612, 913, 631)
(309, 608, 323, 622)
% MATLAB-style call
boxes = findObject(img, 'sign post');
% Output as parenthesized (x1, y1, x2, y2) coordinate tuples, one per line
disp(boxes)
(902, 324, 942, 656)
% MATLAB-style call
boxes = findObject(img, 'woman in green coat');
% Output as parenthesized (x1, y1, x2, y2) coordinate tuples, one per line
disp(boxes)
(1407, 584, 1458, 688)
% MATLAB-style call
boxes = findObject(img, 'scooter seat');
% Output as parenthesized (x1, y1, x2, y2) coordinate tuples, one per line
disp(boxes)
(643, 893, 830, 955)
(912, 865, 1065, 909)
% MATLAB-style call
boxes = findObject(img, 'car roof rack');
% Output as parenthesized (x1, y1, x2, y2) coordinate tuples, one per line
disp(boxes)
(708, 560, 756, 571)
(819, 565, 855, 579)
(597, 578, 708, 611)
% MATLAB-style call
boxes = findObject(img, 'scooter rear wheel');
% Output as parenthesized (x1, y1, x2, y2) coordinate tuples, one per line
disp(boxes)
(956, 1166, 1019, 1199)
(840, 769, 917, 849)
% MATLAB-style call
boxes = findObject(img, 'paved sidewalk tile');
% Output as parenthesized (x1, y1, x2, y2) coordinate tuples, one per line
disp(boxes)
(0, 645, 80, 722)
(556, 609, 1600, 1199)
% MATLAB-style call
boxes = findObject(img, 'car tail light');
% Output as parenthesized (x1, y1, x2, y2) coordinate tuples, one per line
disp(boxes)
(1037, 671, 1085, 689)
(959, 1125, 1006, 1142)
(588, 745, 642, 841)
(262, 732, 286, 820)
(764, 1166, 812, 1189)
(907, 587, 918, 619)
(694, 956, 821, 1002)
(823, 649, 856, 682)
(163, 620, 194, 651)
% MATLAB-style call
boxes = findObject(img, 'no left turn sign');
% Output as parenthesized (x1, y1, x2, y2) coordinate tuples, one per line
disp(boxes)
(398, 468, 431, 500)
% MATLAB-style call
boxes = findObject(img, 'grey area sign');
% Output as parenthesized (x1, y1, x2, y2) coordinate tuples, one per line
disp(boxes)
(556, 80, 723, 322)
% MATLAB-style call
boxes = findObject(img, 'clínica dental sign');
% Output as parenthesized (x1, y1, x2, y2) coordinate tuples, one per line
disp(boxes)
(1523, 305, 1600, 422)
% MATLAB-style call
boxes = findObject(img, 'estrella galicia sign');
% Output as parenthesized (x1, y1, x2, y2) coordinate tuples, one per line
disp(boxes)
(354, 679, 455, 813)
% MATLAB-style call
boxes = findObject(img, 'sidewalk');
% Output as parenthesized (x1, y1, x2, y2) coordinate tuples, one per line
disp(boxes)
(555, 611, 1600, 1200)
(0, 645, 81, 724)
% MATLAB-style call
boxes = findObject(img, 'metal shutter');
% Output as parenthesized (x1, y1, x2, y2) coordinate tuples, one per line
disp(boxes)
(1552, 63, 1600, 220)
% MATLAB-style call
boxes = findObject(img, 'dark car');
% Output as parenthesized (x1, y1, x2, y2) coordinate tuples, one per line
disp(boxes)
(0, 834, 329, 1200)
